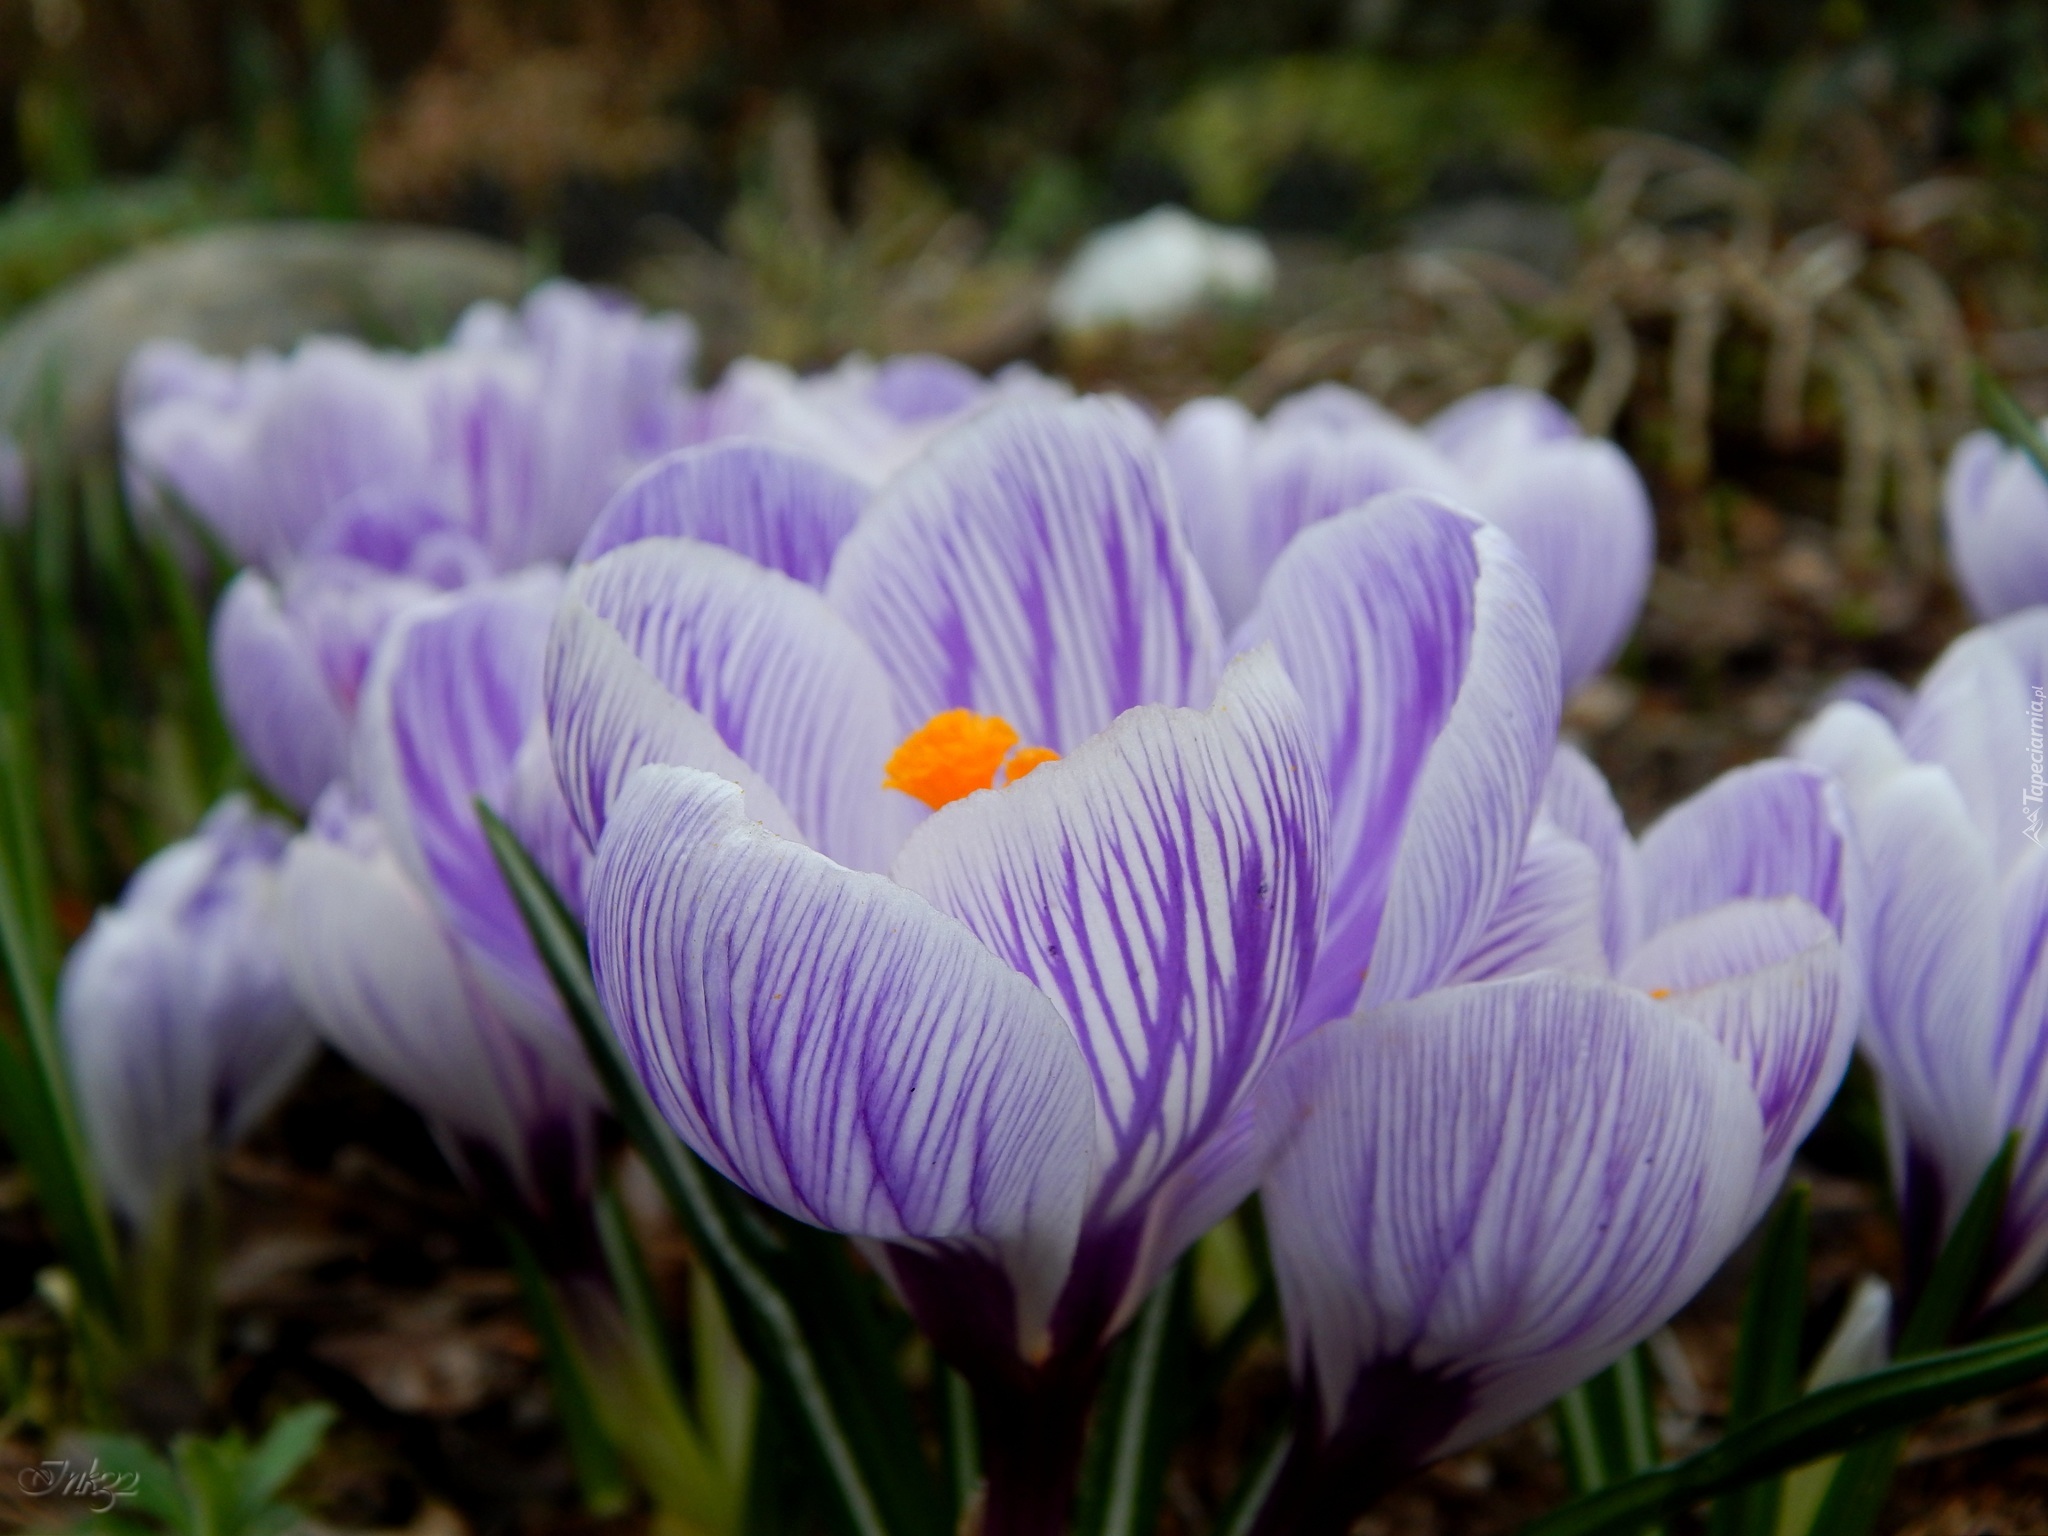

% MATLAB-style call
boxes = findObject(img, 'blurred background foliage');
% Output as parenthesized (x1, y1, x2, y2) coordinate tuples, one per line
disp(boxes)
(0, 0, 2043, 314)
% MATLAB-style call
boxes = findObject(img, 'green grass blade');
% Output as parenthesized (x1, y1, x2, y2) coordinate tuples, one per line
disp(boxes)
(234, 1403, 336, 1517)
(500, 1218, 634, 1518)
(1554, 1345, 1660, 1501)
(942, 1365, 981, 1524)
(480, 803, 944, 1536)
(1708, 1184, 1811, 1536)
(1520, 1325, 2048, 1535)
(1804, 1136, 2016, 1536)
(1977, 366, 2048, 483)
(1211, 1423, 1292, 1536)
(1074, 1261, 1193, 1536)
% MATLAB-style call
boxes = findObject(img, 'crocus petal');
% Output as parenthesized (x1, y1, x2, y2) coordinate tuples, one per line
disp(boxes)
(1854, 765, 2007, 1229)
(1622, 898, 1856, 1214)
(1943, 430, 2048, 622)
(1792, 699, 1915, 809)
(1425, 386, 1580, 467)
(1901, 627, 2034, 867)
(1162, 397, 1260, 629)
(1996, 845, 2048, 1302)
(890, 650, 1327, 1253)
(826, 396, 1223, 751)
(1446, 823, 1608, 983)
(1636, 761, 1856, 940)
(577, 440, 870, 582)
(1541, 744, 1641, 967)
(211, 571, 352, 814)
(1259, 972, 1761, 1460)
(352, 570, 592, 1077)
(1469, 439, 1654, 691)
(544, 596, 805, 851)
(1239, 493, 1560, 1028)
(561, 538, 916, 869)
(1242, 407, 1470, 603)
(587, 765, 1096, 1357)
(281, 800, 598, 1209)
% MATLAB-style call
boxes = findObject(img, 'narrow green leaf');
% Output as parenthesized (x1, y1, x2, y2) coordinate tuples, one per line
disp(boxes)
(500, 1218, 635, 1518)
(143, 533, 235, 800)
(1211, 1423, 1292, 1536)
(1977, 366, 2048, 483)
(1554, 1345, 1660, 1501)
(480, 804, 945, 1536)
(1075, 1262, 1193, 1536)
(234, 1403, 336, 1517)
(1519, 1321, 2048, 1536)
(68, 1432, 186, 1525)
(942, 1365, 981, 1525)
(1709, 1184, 1811, 1536)
(1805, 1135, 2017, 1536)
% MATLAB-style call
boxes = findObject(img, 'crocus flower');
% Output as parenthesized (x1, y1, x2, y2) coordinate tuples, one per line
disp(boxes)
(1248, 748, 1859, 1534)
(550, 394, 1561, 1532)
(123, 281, 697, 574)
(1426, 386, 1656, 691)
(1941, 426, 2048, 620)
(1794, 610, 2048, 1304)
(60, 796, 318, 1228)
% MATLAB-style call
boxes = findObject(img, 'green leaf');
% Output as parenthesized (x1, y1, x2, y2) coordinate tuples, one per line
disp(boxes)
(1804, 1135, 2017, 1536)
(941, 1365, 981, 1525)
(1977, 366, 2048, 483)
(1554, 1345, 1660, 1500)
(1518, 1320, 2048, 1536)
(1708, 1184, 1811, 1536)
(1211, 1424, 1292, 1536)
(1074, 1261, 1194, 1536)
(67, 1433, 186, 1526)
(234, 1403, 335, 1518)
(479, 804, 947, 1536)
(500, 1217, 634, 1518)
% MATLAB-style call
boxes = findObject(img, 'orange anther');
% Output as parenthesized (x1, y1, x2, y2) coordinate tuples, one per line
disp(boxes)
(1004, 746, 1061, 784)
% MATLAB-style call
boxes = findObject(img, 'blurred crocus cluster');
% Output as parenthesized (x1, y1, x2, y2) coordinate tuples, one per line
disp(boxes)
(71, 272, 2048, 1533)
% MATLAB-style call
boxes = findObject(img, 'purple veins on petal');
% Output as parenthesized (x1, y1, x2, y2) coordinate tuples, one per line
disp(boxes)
(577, 439, 870, 580)
(1257, 971, 1761, 1464)
(826, 394, 1223, 754)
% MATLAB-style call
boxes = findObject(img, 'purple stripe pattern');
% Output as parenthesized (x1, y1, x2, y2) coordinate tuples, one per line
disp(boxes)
(584, 651, 1329, 1362)
(577, 439, 870, 579)
(1237, 494, 1561, 1031)
(826, 397, 1223, 752)
(1258, 972, 1761, 1465)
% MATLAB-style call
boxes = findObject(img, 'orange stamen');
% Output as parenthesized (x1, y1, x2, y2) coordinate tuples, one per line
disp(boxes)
(1005, 746, 1061, 784)
(883, 710, 1059, 810)
(1648, 988, 1671, 1000)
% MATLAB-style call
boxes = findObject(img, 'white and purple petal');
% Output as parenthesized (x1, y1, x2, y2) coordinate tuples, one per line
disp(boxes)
(890, 650, 1327, 1280)
(1540, 744, 1642, 967)
(1239, 493, 1560, 1028)
(826, 396, 1223, 752)
(561, 538, 915, 870)
(1258, 971, 1761, 1462)
(577, 439, 869, 581)
(587, 765, 1096, 1357)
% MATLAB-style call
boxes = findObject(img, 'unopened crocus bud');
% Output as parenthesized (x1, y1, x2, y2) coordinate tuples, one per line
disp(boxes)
(60, 796, 318, 1225)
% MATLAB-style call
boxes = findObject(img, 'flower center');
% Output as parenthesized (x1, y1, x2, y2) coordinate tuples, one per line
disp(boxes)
(883, 709, 1060, 810)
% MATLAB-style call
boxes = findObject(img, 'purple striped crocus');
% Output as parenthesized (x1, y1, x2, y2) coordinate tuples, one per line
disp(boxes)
(1794, 609, 2048, 1306)
(552, 394, 1564, 1532)
(60, 796, 318, 1229)
(1942, 425, 2048, 621)
(1245, 743, 1860, 1533)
